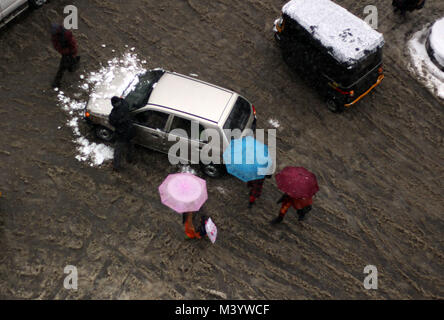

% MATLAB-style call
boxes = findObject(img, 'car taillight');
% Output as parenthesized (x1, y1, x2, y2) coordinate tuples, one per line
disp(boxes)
(252, 105, 256, 116)
(276, 17, 284, 33)
(333, 86, 354, 96)
(85, 111, 90, 118)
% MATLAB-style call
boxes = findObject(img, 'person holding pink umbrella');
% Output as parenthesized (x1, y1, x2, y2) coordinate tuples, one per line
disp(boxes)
(271, 167, 319, 224)
(159, 172, 215, 241)
(183, 213, 207, 239)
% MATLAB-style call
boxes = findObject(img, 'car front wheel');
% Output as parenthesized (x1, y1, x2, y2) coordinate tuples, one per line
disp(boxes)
(95, 126, 114, 142)
(201, 163, 225, 178)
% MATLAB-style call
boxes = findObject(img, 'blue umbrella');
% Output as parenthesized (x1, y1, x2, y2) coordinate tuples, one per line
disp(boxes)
(223, 136, 272, 182)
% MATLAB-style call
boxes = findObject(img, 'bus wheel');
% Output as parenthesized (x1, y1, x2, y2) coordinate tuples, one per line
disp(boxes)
(326, 98, 345, 113)
(28, 0, 46, 9)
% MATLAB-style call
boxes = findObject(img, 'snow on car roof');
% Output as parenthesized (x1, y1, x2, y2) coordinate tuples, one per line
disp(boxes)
(282, 0, 384, 66)
(148, 72, 235, 123)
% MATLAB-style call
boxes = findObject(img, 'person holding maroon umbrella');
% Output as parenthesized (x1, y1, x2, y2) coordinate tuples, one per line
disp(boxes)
(271, 166, 319, 224)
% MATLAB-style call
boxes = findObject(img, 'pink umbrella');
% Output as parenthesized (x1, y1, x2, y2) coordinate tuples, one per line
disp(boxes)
(158, 173, 208, 214)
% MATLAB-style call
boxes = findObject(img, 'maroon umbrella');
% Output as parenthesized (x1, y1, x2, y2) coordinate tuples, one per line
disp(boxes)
(275, 166, 319, 199)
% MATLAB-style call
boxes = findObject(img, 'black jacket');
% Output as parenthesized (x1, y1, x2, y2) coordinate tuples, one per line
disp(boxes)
(393, 0, 425, 11)
(109, 97, 135, 140)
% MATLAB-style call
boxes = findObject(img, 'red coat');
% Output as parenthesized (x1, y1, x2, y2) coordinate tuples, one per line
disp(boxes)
(291, 197, 313, 210)
(281, 195, 313, 210)
(52, 29, 78, 56)
(247, 178, 265, 198)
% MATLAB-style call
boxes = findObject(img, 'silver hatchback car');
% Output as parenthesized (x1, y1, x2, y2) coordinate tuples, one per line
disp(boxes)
(85, 69, 257, 177)
(0, 0, 46, 27)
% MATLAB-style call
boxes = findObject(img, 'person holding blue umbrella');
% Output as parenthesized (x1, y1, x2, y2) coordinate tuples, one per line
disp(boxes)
(248, 175, 272, 208)
(223, 136, 273, 207)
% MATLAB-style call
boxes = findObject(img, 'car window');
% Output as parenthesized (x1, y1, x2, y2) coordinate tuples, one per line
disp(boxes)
(134, 110, 169, 131)
(170, 117, 206, 141)
(223, 97, 251, 131)
(170, 116, 192, 138)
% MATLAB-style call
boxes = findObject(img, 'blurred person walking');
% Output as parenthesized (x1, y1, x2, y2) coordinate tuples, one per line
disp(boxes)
(50, 23, 80, 88)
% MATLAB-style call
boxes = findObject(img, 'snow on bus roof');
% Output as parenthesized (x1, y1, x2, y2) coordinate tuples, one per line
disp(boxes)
(429, 17, 444, 68)
(282, 0, 384, 65)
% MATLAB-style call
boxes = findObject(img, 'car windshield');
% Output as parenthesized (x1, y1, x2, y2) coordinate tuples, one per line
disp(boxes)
(223, 97, 251, 131)
(124, 69, 165, 110)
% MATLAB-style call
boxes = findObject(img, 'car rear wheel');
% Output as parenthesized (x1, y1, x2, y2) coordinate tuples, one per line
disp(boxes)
(201, 163, 225, 178)
(28, 0, 46, 8)
(95, 126, 114, 142)
(326, 98, 345, 113)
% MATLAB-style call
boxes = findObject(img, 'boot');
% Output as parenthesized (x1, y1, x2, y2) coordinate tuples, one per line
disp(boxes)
(271, 216, 283, 224)
(68, 56, 81, 72)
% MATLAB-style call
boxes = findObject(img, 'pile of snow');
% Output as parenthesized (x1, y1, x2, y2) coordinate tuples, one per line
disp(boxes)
(282, 0, 384, 65)
(57, 90, 114, 166)
(268, 119, 280, 128)
(428, 17, 444, 69)
(86, 52, 147, 116)
(408, 27, 444, 100)
(215, 186, 227, 195)
(56, 49, 148, 166)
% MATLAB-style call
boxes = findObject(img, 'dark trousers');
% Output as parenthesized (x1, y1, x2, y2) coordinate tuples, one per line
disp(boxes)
(248, 179, 265, 203)
(296, 205, 312, 221)
(113, 138, 134, 170)
(53, 55, 79, 87)
(279, 204, 312, 221)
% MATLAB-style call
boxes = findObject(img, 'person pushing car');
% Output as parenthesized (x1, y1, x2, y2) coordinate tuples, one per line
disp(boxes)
(108, 96, 136, 171)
